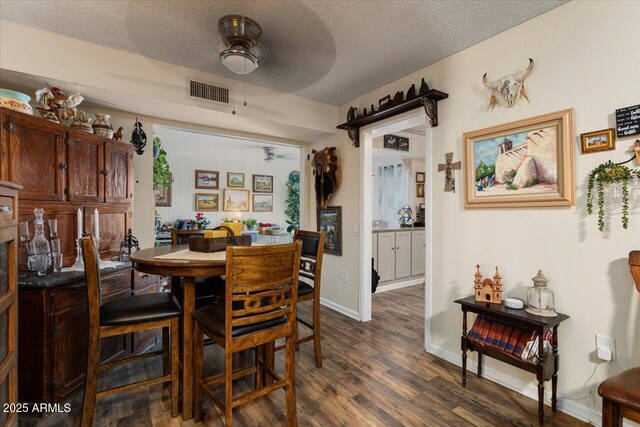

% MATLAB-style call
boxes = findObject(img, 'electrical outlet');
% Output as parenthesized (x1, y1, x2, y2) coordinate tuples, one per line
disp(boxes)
(341, 271, 348, 283)
(596, 334, 616, 362)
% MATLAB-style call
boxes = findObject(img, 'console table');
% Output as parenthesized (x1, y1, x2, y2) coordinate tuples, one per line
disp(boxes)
(454, 296, 569, 424)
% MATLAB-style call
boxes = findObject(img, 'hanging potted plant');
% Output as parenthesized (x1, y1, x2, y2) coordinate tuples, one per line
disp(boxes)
(586, 161, 638, 231)
(153, 135, 173, 192)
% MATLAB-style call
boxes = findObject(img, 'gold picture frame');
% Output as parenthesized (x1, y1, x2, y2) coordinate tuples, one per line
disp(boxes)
(227, 172, 245, 188)
(223, 189, 250, 211)
(580, 128, 615, 154)
(463, 109, 575, 208)
(194, 193, 219, 212)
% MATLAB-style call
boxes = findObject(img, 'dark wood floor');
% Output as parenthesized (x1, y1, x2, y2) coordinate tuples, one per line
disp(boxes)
(20, 285, 588, 426)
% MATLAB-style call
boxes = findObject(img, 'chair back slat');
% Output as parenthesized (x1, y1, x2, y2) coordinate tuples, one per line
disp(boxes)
(293, 230, 325, 294)
(225, 242, 301, 334)
(81, 236, 102, 332)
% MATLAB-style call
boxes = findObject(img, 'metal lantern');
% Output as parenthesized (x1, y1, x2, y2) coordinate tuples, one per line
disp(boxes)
(130, 119, 147, 155)
(525, 270, 557, 317)
(118, 229, 140, 262)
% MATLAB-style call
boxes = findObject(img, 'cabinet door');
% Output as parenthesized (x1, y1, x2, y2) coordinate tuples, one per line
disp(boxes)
(104, 140, 134, 203)
(376, 233, 395, 282)
(19, 202, 82, 267)
(395, 231, 412, 280)
(52, 303, 88, 401)
(84, 204, 131, 260)
(66, 130, 104, 202)
(0, 110, 66, 201)
(411, 231, 426, 277)
(372, 234, 378, 271)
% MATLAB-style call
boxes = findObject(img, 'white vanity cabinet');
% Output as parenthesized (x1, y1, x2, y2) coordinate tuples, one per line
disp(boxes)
(372, 228, 425, 284)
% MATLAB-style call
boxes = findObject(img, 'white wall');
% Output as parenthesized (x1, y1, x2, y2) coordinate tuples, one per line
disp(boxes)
(153, 127, 300, 228)
(318, 1, 640, 423)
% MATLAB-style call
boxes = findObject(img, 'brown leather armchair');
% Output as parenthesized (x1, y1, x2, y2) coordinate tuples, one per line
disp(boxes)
(597, 251, 640, 427)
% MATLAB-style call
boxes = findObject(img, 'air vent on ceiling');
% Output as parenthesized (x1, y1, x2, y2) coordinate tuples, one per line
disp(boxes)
(187, 79, 230, 106)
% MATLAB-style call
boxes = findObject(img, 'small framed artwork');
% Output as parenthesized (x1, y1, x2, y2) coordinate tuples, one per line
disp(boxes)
(252, 175, 273, 193)
(227, 172, 245, 188)
(317, 206, 342, 256)
(223, 189, 250, 211)
(580, 128, 615, 154)
(195, 193, 219, 212)
(155, 173, 172, 207)
(383, 134, 398, 150)
(195, 169, 219, 189)
(397, 136, 409, 151)
(416, 183, 425, 198)
(416, 172, 425, 183)
(253, 194, 273, 212)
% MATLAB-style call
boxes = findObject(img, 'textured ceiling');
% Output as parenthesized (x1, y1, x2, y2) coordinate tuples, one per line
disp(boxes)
(0, 0, 567, 105)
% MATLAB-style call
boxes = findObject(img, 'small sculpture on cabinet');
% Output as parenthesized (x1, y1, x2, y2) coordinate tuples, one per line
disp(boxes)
(474, 265, 503, 304)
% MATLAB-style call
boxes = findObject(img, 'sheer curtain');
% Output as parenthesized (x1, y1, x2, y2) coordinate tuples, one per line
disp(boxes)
(375, 162, 409, 226)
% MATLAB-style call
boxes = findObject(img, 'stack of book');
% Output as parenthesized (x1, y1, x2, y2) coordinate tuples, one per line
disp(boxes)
(467, 315, 553, 364)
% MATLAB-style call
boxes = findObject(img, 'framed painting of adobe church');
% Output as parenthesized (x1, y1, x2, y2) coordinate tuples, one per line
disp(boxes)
(463, 109, 575, 208)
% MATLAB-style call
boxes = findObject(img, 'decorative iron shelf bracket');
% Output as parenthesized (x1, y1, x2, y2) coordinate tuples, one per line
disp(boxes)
(336, 88, 448, 147)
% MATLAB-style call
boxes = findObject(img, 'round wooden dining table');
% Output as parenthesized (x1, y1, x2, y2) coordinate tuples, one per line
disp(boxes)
(128, 245, 236, 420)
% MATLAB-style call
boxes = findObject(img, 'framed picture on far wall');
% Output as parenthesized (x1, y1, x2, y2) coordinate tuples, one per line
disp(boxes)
(580, 128, 615, 154)
(195, 170, 219, 189)
(383, 134, 398, 150)
(223, 188, 250, 211)
(253, 194, 273, 212)
(416, 172, 425, 183)
(195, 193, 219, 212)
(252, 174, 273, 193)
(416, 183, 425, 198)
(397, 136, 409, 151)
(317, 206, 342, 256)
(155, 173, 172, 207)
(227, 172, 245, 188)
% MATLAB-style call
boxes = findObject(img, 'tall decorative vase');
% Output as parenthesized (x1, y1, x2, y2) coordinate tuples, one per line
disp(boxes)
(93, 113, 114, 138)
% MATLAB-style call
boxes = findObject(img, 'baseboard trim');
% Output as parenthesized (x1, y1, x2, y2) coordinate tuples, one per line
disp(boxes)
(425, 343, 600, 426)
(376, 278, 424, 293)
(320, 297, 360, 321)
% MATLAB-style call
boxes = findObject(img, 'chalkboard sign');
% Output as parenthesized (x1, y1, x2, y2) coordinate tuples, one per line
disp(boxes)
(616, 104, 640, 138)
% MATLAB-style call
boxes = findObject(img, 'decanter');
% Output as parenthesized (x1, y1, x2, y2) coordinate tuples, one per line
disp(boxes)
(525, 270, 557, 317)
(29, 208, 51, 275)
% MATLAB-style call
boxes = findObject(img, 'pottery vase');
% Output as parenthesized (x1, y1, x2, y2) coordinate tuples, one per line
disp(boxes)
(0, 89, 33, 115)
(93, 113, 114, 138)
(70, 116, 93, 134)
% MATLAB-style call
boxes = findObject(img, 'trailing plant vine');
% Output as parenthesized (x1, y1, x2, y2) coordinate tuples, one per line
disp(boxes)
(586, 161, 635, 231)
(153, 136, 173, 191)
(285, 176, 300, 233)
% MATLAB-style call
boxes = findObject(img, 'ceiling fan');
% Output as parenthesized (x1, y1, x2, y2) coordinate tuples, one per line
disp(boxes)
(217, 15, 266, 75)
(263, 146, 283, 162)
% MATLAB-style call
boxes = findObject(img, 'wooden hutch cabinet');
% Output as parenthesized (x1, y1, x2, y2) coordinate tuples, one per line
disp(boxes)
(0, 108, 158, 405)
(0, 181, 21, 427)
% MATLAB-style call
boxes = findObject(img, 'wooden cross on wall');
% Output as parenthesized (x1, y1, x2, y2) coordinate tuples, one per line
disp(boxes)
(437, 152, 461, 192)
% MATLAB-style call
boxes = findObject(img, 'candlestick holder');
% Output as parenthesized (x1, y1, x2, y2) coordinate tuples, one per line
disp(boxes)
(94, 237, 105, 267)
(68, 239, 85, 272)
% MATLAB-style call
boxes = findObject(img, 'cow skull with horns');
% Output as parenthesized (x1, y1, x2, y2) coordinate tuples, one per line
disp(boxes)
(482, 58, 534, 109)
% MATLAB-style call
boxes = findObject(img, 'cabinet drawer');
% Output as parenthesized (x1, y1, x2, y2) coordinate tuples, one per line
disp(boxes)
(0, 196, 15, 222)
(51, 283, 87, 313)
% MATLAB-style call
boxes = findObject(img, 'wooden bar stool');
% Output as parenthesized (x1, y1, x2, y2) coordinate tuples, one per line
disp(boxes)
(80, 236, 182, 427)
(598, 251, 640, 427)
(277, 230, 325, 367)
(193, 242, 302, 426)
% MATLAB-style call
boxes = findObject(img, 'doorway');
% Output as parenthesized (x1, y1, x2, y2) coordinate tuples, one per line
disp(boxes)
(358, 110, 432, 344)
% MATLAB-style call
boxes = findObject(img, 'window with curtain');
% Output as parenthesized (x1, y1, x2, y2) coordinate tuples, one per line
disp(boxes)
(374, 162, 409, 226)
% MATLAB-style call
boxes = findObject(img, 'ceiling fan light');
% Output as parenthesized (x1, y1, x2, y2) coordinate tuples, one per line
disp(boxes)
(220, 48, 259, 75)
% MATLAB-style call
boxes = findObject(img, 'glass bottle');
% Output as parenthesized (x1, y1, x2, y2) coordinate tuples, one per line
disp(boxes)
(29, 208, 51, 275)
(525, 270, 557, 317)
